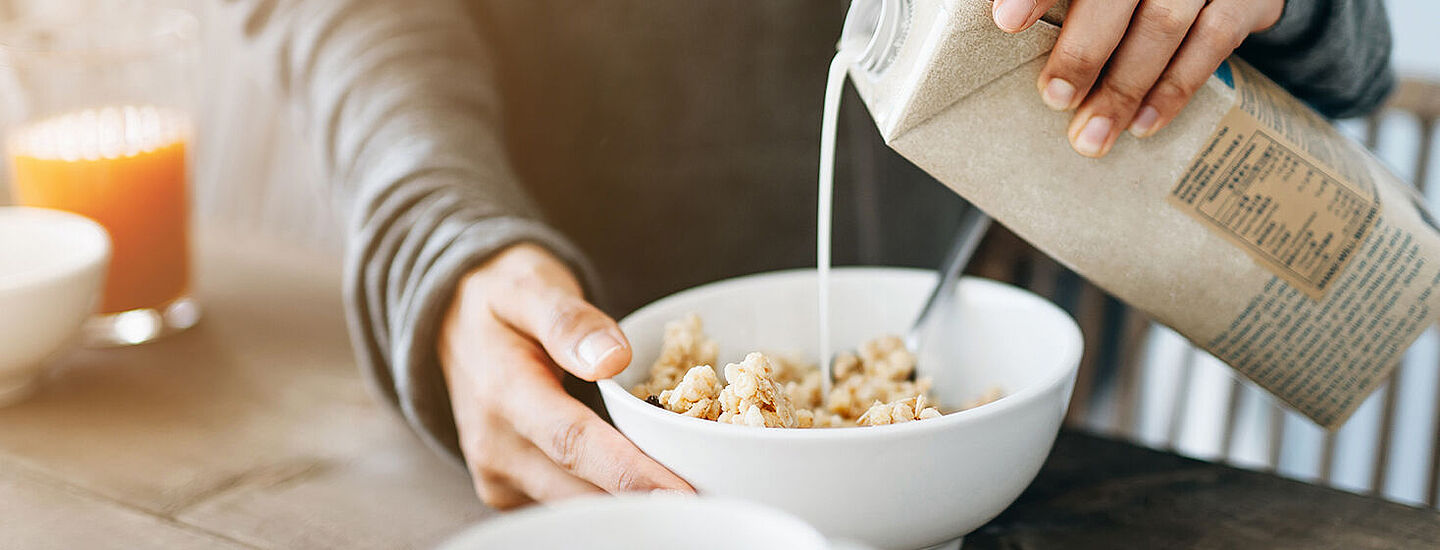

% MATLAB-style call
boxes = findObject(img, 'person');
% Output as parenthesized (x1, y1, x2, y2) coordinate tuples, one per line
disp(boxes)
(226, 0, 1394, 508)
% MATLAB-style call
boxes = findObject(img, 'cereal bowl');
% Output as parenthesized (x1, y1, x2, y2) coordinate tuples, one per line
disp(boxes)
(597, 268, 1082, 550)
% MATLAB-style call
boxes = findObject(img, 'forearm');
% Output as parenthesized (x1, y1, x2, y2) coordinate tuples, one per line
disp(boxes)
(1237, 0, 1395, 119)
(220, 0, 595, 460)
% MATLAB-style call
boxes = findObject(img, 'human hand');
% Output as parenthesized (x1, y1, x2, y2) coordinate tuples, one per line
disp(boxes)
(438, 243, 693, 509)
(991, 0, 1284, 157)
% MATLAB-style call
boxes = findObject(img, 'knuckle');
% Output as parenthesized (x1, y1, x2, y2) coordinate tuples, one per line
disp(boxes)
(1051, 43, 1107, 75)
(486, 260, 536, 293)
(508, 345, 553, 373)
(543, 297, 591, 343)
(1140, 3, 1193, 40)
(1197, 9, 1248, 50)
(549, 418, 590, 471)
(495, 247, 547, 279)
(1151, 77, 1196, 103)
(1099, 77, 1149, 108)
(612, 466, 648, 493)
(485, 277, 530, 315)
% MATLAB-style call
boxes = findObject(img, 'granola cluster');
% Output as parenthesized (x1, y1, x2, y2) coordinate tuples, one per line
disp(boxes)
(630, 315, 1003, 428)
(658, 365, 723, 419)
(630, 314, 718, 399)
(823, 335, 939, 420)
(857, 394, 943, 426)
(717, 353, 799, 428)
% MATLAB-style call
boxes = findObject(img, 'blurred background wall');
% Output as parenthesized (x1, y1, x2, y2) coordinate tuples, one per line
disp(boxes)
(0, 0, 1434, 261)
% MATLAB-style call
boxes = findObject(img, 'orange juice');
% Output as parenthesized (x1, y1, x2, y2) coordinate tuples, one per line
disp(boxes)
(7, 106, 190, 314)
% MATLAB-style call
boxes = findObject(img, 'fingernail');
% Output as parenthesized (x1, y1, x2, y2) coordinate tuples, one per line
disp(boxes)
(575, 330, 622, 372)
(1073, 116, 1112, 157)
(993, 0, 1035, 32)
(1041, 78, 1075, 110)
(1129, 106, 1159, 137)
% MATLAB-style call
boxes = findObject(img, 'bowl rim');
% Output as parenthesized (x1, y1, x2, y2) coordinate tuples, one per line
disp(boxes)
(596, 267, 1084, 440)
(0, 206, 111, 294)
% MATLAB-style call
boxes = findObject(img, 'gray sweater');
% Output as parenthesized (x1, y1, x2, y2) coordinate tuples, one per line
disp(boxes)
(224, 0, 1394, 462)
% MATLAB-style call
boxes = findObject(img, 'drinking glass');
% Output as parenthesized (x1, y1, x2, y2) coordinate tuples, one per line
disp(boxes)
(1, 6, 200, 345)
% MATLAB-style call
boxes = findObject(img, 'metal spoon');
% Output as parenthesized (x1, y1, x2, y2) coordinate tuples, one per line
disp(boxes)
(823, 203, 991, 386)
(905, 204, 992, 369)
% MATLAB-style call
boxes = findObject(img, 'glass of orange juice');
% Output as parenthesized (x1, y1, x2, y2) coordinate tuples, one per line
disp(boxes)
(1, 7, 199, 346)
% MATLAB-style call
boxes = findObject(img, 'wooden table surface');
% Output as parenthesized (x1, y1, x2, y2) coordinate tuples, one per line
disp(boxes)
(3, 232, 1437, 549)
(972, 433, 1440, 549)
(0, 231, 491, 549)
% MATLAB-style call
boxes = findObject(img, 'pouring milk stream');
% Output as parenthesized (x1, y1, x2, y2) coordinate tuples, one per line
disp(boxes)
(816, 51, 857, 393)
(823, 0, 1440, 428)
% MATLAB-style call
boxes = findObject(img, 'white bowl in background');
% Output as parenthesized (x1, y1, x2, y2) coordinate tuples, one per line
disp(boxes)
(0, 207, 109, 405)
(598, 268, 1082, 550)
(436, 494, 855, 550)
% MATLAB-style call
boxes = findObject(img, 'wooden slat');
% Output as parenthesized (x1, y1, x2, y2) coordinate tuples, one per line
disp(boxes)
(1363, 112, 1383, 152)
(970, 226, 1025, 284)
(1431, 347, 1440, 506)
(1319, 431, 1338, 484)
(1166, 349, 1198, 451)
(1219, 377, 1245, 462)
(1411, 116, 1436, 195)
(1373, 377, 1401, 497)
(1430, 335, 1440, 506)
(1416, 116, 1440, 507)
(1107, 309, 1150, 437)
(1387, 80, 1440, 122)
(1065, 282, 1108, 427)
(1267, 403, 1286, 474)
(1026, 254, 1062, 302)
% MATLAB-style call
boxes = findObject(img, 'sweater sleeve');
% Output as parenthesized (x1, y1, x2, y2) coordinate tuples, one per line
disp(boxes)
(219, 0, 597, 463)
(1236, 0, 1396, 119)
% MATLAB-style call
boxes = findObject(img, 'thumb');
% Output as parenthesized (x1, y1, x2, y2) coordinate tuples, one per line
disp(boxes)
(493, 286, 632, 381)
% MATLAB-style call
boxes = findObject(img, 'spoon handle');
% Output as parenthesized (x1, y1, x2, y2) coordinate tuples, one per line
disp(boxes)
(906, 204, 992, 351)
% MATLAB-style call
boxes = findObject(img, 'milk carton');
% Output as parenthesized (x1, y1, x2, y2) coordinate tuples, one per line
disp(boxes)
(841, 0, 1440, 428)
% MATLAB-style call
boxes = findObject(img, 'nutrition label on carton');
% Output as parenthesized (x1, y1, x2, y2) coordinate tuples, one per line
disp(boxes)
(1169, 102, 1379, 299)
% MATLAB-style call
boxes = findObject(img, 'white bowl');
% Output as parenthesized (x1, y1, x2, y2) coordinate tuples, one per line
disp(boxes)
(437, 495, 847, 550)
(598, 268, 1082, 550)
(0, 207, 109, 405)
